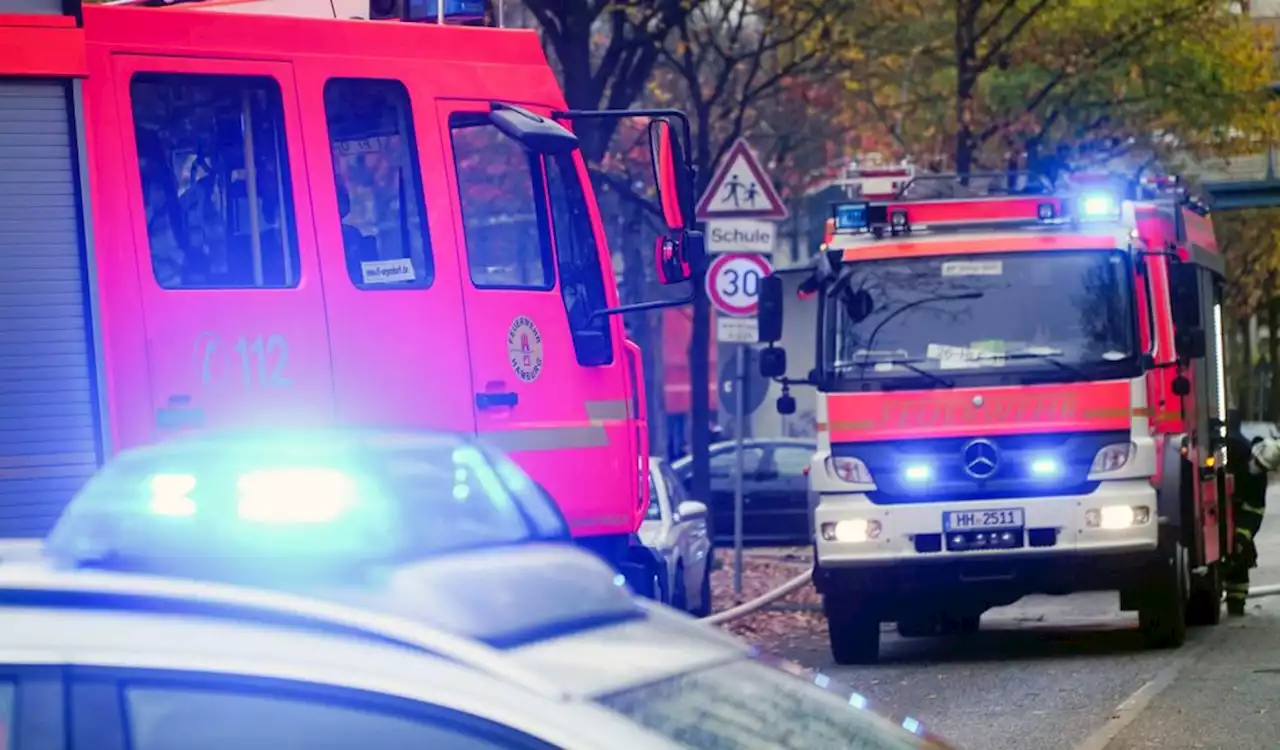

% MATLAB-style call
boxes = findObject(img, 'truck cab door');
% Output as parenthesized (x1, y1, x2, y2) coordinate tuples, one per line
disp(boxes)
(295, 73, 476, 434)
(437, 100, 636, 538)
(115, 56, 335, 438)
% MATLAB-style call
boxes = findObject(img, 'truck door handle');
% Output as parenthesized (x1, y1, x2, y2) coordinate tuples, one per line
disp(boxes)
(476, 392, 518, 409)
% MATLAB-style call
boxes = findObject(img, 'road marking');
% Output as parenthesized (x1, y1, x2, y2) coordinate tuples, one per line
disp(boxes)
(1072, 642, 1204, 750)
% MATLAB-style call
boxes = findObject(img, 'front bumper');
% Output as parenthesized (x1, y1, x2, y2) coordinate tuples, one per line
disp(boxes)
(814, 478, 1159, 566)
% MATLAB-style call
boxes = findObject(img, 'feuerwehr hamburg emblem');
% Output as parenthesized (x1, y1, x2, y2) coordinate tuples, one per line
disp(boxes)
(507, 316, 544, 383)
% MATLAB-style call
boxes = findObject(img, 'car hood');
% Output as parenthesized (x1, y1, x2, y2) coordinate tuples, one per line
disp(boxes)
(637, 520, 666, 549)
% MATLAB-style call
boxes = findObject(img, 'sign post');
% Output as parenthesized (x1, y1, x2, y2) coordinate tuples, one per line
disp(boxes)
(698, 139, 786, 594)
(704, 252, 773, 594)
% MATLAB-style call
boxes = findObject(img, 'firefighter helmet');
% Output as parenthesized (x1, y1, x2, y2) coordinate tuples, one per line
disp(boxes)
(1251, 438, 1280, 475)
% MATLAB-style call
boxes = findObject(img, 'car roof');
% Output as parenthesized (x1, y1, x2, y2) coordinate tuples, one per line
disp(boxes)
(669, 438, 816, 470)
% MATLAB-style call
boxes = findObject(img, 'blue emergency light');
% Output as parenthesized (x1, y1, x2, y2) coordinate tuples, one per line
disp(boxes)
(43, 430, 570, 586)
(410, 0, 487, 21)
(1080, 193, 1120, 219)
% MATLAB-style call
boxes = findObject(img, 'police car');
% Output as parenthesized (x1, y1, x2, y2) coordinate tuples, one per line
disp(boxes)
(0, 429, 954, 749)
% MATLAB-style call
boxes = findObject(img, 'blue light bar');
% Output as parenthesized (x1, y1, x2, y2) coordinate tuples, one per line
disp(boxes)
(833, 202, 870, 233)
(1079, 192, 1121, 220)
(410, 0, 487, 21)
(44, 430, 570, 584)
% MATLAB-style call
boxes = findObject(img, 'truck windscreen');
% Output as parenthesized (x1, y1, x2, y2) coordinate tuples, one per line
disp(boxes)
(821, 250, 1139, 389)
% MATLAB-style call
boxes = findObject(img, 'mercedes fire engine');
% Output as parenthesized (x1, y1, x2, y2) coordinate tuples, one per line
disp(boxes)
(756, 173, 1234, 664)
(0, 0, 704, 594)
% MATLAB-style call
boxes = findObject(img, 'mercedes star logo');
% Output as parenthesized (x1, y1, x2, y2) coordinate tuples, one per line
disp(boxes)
(962, 438, 999, 479)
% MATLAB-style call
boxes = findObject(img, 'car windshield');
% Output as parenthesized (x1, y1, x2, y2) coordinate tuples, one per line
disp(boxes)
(646, 471, 663, 521)
(47, 430, 563, 571)
(822, 250, 1138, 388)
(598, 658, 949, 749)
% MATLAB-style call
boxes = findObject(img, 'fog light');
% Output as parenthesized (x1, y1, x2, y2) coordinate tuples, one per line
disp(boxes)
(1085, 505, 1151, 529)
(822, 519, 882, 543)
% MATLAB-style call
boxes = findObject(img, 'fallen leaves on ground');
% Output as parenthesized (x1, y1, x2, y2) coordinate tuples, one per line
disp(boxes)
(708, 549, 829, 653)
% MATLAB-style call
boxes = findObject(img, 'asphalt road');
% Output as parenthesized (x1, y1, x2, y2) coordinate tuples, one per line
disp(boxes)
(784, 493, 1280, 750)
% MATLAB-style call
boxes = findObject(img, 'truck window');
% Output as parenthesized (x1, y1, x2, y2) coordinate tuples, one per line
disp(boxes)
(130, 73, 300, 289)
(323, 79, 433, 289)
(544, 155, 613, 366)
(448, 114, 553, 290)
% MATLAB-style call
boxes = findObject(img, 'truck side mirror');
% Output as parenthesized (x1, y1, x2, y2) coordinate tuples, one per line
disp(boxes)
(760, 347, 786, 378)
(758, 275, 784, 343)
(1168, 262, 1201, 330)
(1176, 327, 1206, 361)
(488, 103, 579, 154)
(649, 119, 692, 233)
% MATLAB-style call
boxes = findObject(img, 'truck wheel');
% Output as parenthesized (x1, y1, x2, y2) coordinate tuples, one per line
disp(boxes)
(1186, 561, 1223, 628)
(824, 595, 880, 665)
(940, 613, 981, 636)
(1138, 540, 1189, 649)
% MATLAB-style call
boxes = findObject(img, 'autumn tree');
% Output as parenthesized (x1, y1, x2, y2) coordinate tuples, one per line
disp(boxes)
(836, 0, 1280, 180)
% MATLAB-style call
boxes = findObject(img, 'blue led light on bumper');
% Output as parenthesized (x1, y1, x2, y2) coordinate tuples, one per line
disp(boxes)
(1029, 457, 1060, 477)
(903, 463, 931, 482)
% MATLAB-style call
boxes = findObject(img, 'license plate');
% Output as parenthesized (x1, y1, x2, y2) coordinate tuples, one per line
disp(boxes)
(944, 508, 1024, 531)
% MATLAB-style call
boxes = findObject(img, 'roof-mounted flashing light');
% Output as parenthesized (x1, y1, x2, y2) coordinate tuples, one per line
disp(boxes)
(44, 431, 573, 585)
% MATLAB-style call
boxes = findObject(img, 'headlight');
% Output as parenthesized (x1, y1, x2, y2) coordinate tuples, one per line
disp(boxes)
(825, 456, 874, 485)
(1090, 442, 1134, 475)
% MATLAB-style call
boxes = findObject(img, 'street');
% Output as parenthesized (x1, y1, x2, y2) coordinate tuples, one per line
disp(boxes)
(777, 490, 1280, 750)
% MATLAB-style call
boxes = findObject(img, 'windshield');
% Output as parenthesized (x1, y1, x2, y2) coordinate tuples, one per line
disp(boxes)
(822, 250, 1138, 388)
(645, 470, 663, 521)
(598, 658, 949, 749)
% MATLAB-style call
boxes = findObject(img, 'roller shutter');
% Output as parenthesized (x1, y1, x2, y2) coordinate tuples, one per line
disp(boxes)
(0, 81, 101, 537)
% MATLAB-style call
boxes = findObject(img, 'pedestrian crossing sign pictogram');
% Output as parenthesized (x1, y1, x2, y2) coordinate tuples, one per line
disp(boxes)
(695, 139, 788, 221)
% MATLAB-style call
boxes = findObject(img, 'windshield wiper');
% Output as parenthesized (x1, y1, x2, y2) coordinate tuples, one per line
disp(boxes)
(836, 358, 955, 389)
(998, 351, 1088, 380)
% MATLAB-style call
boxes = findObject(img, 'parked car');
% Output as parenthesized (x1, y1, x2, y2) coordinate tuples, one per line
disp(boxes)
(671, 439, 817, 547)
(1240, 420, 1280, 446)
(639, 457, 715, 616)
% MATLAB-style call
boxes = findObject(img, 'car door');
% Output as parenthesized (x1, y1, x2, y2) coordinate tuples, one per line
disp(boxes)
(116, 56, 336, 438)
(751, 444, 817, 545)
(436, 101, 635, 536)
(662, 462, 710, 593)
(0, 666, 63, 750)
(68, 668, 579, 750)
(707, 444, 765, 544)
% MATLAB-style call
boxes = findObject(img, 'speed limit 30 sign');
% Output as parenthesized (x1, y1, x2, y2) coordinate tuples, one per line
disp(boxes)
(705, 253, 774, 317)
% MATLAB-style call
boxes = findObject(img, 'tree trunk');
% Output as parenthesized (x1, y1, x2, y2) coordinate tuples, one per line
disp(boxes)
(953, 0, 978, 179)
(1268, 299, 1279, 420)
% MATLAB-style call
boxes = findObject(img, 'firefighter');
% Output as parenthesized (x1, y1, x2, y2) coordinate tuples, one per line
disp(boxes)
(1225, 420, 1276, 616)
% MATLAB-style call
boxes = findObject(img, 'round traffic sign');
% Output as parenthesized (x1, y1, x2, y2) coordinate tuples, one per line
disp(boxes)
(718, 349, 770, 416)
(705, 253, 773, 317)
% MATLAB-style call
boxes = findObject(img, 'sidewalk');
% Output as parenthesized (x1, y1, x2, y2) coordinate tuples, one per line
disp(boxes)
(1103, 597, 1280, 749)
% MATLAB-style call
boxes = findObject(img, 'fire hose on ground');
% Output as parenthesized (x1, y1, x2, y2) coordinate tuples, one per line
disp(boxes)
(699, 568, 1280, 626)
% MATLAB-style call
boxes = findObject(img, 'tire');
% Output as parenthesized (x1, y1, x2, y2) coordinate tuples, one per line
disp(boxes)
(1186, 561, 1223, 628)
(941, 613, 981, 636)
(824, 594, 880, 665)
(672, 563, 688, 611)
(897, 612, 981, 638)
(691, 560, 713, 617)
(1138, 539, 1189, 649)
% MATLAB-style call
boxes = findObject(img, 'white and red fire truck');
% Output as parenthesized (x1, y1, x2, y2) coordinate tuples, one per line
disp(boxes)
(757, 173, 1234, 663)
